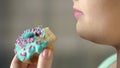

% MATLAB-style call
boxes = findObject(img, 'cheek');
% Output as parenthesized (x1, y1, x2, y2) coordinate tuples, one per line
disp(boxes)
(76, 14, 120, 45)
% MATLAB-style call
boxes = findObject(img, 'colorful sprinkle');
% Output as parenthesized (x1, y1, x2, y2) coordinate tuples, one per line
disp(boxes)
(36, 41, 41, 44)
(37, 30, 41, 35)
(20, 45, 25, 49)
(29, 38, 34, 42)
(23, 40, 27, 44)
(20, 52, 26, 56)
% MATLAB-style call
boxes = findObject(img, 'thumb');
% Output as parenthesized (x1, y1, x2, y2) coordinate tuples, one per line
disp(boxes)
(10, 55, 28, 68)
(37, 48, 53, 68)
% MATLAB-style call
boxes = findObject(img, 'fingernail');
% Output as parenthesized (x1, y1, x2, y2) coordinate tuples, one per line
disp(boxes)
(42, 49, 51, 58)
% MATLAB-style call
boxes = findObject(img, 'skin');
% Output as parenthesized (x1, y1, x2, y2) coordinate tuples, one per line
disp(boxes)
(10, 49, 53, 68)
(73, 0, 120, 68)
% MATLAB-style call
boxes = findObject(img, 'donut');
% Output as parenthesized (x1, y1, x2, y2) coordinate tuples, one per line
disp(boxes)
(14, 26, 56, 63)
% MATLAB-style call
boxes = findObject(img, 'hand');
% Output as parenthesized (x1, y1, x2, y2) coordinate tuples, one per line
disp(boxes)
(10, 49, 53, 68)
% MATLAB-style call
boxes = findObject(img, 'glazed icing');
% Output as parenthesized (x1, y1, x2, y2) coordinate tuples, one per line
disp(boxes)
(14, 26, 49, 61)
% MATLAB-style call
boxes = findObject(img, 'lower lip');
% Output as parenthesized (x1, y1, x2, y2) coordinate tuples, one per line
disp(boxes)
(74, 10, 83, 19)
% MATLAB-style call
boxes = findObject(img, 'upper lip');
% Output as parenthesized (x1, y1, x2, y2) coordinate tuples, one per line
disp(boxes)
(74, 8, 83, 14)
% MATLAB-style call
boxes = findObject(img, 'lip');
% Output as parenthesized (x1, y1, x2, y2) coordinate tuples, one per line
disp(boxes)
(74, 8, 83, 19)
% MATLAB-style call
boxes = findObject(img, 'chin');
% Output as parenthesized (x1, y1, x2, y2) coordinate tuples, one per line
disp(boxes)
(76, 23, 117, 46)
(77, 32, 113, 45)
(77, 32, 118, 46)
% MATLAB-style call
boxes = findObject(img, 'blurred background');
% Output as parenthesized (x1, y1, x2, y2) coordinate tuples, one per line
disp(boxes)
(0, 0, 116, 68)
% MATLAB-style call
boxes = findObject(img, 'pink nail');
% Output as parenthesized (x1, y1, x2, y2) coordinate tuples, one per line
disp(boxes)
(42, 49, 50, 58)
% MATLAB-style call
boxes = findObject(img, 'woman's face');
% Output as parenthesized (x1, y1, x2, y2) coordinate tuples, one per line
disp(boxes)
(73, 0, 120, 46)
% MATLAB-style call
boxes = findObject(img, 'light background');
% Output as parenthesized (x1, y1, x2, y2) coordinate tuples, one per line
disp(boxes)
(0, 0, 116, 68)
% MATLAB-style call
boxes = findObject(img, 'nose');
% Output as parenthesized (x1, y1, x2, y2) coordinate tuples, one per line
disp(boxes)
(73, 0, 79, 9)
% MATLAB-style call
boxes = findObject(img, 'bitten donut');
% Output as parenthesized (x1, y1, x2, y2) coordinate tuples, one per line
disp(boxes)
(14, 26, 56, 64)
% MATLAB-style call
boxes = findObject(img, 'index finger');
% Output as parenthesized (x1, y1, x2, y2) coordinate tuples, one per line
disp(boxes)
(37, 48, 53, 68)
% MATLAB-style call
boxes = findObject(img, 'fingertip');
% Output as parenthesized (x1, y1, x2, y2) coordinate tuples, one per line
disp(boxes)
(10, 55, 20, 68)
(11, 55, 21, 64)
(37, 49, 53, 68)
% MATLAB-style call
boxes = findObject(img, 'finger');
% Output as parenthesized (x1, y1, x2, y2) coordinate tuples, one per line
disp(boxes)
(37, 48, 53, 68)
(10, 55, 28, 68)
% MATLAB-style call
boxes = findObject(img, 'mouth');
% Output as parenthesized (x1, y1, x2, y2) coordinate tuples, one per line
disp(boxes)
(74, 8, 83, 19)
